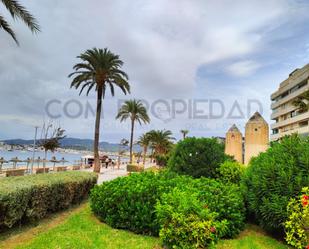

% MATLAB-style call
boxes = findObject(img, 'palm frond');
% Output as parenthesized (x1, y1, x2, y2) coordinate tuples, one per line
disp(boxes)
(0, 14, 18, 44)
(1, 0, 40, 32)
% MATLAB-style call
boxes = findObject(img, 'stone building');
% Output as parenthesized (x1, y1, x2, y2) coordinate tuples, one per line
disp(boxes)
(225, 124, 243, 163)
(244, 112, 269, 165)
(225, 112, 269, 165)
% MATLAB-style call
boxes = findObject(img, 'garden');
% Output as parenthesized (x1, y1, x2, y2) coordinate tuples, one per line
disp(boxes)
(1, 135, 309, 248)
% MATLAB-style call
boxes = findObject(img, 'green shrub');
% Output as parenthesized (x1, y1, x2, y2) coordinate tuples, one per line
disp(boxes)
(126, 164, 144, 172)
(168, 137, 229, 178)
(285, 187, 309, 249)
(193, 178, 245, 238)
(90, 171, 186, 235)
(156, 188, 227, 249)
(242, 135, 309, 234)
(90, 171, 245, 243)
(0, 171, 97, 230)
(217, 160, 245, 184)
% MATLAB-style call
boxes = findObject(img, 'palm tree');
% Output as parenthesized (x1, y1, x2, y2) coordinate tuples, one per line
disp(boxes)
(148, 129, 174, 156)
(116, 99, 150, 163)
(0, 0, 40, 44)
(117, 138, 129, 169)
(180, 129, 189, 139)
(69, 48, 130, 173)
(137, 133, 151, 165)
(293, 90, 309, 113)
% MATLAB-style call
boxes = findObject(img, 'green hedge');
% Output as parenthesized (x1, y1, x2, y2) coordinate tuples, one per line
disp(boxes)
(126, 164, 144, 172)
(0, 171, 97, 230)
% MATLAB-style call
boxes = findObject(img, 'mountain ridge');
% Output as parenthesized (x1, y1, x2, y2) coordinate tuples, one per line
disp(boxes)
(1, 137, 140, 152)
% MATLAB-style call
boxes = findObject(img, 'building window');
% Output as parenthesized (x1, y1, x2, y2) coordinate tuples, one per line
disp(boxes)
(291, 111, 297, 118)
(299, 120, 309, 128)
(272, 129, 279, 134)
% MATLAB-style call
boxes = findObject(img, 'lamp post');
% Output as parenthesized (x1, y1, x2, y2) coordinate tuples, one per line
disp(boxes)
(31, 126, 39, 174)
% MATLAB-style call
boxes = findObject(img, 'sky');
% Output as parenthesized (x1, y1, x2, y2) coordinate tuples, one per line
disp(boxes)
(0, 0, 309, 142)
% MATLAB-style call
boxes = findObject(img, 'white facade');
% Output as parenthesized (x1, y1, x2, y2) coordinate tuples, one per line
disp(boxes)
(270, 64, 309, 141)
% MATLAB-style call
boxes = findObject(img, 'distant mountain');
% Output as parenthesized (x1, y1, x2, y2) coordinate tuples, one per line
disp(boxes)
(2, 137, 141, 152)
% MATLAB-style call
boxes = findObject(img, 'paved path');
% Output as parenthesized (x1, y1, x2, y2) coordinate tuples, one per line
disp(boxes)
(83, 163, 156, 184)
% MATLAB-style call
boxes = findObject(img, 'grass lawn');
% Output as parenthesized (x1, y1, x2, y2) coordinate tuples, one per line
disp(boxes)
(0, 204, 289, 249)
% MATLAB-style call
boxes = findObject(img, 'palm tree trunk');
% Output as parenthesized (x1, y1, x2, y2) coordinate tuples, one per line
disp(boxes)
(43, 149, 47, 173)
(129, 118, 135, 164)
(93, 86, 103, 173)
(143, 146, 147, 165)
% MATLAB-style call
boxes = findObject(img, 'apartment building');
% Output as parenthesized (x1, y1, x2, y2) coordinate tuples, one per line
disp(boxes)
(270, 64, 309, 141)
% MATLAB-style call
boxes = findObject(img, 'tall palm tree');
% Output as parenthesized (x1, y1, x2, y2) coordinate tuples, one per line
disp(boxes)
(137, 132, 151, 165)
(293, 90, 309, 113)
(180, 129, 189, 139)
(0, 0, 40, 44)
(69, 48, 130, 173)
(116, 99, 150, 163)
(148, 129, 174, 156)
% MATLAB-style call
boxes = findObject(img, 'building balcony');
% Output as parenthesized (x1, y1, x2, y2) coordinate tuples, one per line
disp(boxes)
(270, 125, 309, 141)
(270, 111, 309, 130)
(270, 104, 297, 120)
(271, 85, 309, 110)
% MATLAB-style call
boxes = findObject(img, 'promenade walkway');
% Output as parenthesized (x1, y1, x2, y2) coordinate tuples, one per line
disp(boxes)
(83, 163, 156, 184)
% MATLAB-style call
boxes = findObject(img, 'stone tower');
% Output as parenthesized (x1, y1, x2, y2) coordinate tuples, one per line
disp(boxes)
(225, 124, 243, 163)
(244, 112, 269, 165)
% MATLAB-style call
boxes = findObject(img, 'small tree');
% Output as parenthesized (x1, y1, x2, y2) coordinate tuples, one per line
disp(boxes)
(180, 129, 189, 139)
(168, 137, 229, 178)
(39, 123, 65, 171)
(117, 138, 129, 169)
(148, 129, 174, 156)
(137, 133, 151, 165)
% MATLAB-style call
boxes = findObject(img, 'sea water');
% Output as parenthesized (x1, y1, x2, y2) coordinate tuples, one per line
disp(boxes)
(0, 150, 82, 169)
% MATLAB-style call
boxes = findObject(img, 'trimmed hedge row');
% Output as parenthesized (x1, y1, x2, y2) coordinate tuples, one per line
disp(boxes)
(0, 171, 97, 229)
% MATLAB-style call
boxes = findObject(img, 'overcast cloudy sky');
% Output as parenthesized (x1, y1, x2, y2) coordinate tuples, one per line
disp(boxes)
(0, 0, 309, 142)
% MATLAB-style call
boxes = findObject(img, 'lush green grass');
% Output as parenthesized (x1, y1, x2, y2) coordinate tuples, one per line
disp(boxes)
(1, 205, 160, 249)
(213, 225, 289, 249)
(0, 204, 289, 249)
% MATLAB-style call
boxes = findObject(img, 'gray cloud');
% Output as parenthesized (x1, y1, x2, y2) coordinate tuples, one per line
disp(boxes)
(0, 0, 309, 141)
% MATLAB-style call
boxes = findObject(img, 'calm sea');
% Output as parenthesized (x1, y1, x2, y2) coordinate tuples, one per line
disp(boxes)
(0, 150, 82, 169)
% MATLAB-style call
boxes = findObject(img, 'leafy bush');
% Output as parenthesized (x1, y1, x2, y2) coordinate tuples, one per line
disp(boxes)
(285, 187, 309, 249)
(126, 164, 144, 172)
(168, 137, 229, 178)
(156, 188, 227, 249)
(217, 160, 245, 184)
(90, 171, 185, 235)
(90, 171, 245, 243)
(193, 178, 245, 238)
(0, 171, 97, 230)
(242, 135, 309, 234)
